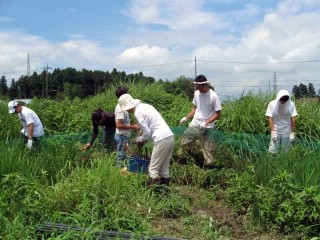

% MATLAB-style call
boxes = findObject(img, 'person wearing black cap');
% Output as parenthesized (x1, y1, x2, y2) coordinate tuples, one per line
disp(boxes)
(178, 74, 222, 167)
(82, 109, 116, 151)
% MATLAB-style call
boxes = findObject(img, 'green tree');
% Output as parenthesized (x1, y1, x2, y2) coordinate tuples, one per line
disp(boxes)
(307, 83, 316, 97)
(9, 79, 19, 99)
(0, 76, 9, 96)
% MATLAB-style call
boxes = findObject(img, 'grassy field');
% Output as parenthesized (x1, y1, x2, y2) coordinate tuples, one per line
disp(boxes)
(0, 83, 319, 239)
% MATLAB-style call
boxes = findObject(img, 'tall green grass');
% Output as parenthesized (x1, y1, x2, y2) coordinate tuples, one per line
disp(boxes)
(0, 139, 78, 183)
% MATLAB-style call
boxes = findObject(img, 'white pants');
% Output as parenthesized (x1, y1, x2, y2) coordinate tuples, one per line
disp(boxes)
(149, 136, 174, 179)
(268, 133, 292, 154)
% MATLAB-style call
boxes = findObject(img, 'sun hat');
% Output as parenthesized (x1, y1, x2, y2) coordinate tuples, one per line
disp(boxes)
(8, 100, 18, 113)
(194, 74, 210, 85)
(118, 94, 141, 112)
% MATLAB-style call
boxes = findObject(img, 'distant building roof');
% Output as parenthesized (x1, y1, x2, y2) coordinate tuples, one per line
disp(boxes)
(14, 99, 32, 105)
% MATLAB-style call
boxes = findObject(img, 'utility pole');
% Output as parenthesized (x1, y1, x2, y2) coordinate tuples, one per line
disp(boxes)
(273, 72, 277, 93)
(27, 53, 30, 77)
(43, 63, 52, 98)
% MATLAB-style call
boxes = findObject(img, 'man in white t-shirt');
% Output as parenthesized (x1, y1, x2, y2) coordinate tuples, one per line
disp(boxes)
(179, 75, 222, 166)
(8, 100, 44, 149)
(118, 94, 174, 188)
(265, 89, 298, 154)
(114, 87, 139, 166)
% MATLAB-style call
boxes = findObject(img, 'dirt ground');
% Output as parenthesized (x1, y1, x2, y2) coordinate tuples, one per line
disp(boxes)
(151, 185, 282, 240)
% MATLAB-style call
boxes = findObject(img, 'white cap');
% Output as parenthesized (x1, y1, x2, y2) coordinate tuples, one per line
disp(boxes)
(8, 101, 18, 113)
(118, 94, 141, 112)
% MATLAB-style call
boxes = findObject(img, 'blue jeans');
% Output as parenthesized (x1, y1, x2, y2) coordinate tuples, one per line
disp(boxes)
(114, 133, 131, 166)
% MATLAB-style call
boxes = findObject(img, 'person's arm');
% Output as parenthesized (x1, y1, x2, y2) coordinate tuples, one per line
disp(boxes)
(185, 107, 196, 120)
(82, 123, 98, 150)
(28, 123, 34, 139)
(115, 119, 140, 131)
(291, 116, 296, 133)
(205, 110, 221, 125)
(268, 117, 275, 131)
(180, 107, 196, 124)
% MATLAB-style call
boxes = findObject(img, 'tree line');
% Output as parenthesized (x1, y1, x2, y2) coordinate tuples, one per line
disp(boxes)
(292, 82, 320, 99)
(0, 69, 319, 101)
(0, 68, 156, 100)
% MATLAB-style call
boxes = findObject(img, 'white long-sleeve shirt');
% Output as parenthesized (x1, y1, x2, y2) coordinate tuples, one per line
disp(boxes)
(134, 103, 173, 143)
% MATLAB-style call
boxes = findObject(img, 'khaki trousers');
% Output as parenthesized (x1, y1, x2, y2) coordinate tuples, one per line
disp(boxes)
(149, 136, 175, 179)
(179, 124, 216, 165)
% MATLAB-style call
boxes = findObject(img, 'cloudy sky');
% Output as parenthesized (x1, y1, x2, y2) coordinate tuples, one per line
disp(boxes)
(1, 0, 320, 99)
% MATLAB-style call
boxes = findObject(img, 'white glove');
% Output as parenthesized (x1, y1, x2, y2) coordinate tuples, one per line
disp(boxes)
(180, 117, 188, 125)
(135, 136, 145, 143)
(271, 131, 277, 141)
(199, 122, 207, 130)
(27, 139, 33, 149)
(289, 132, 295, 143)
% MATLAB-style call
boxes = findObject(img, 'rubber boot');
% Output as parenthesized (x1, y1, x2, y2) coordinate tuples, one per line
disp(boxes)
(160, 177, 170, 195)
(147, 177, 160, 187)
(160, 177, 170, 186)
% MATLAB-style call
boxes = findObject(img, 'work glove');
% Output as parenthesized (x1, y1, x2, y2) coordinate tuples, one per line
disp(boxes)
(271, 131, 277, 141)
(199, 122, 207, 130)
(135, 136, 145, 148)
(289, 132, 295, 143)
(27, 139, 33, 149)
(136, 136, 143, 143)
(180, 117, 188, 125)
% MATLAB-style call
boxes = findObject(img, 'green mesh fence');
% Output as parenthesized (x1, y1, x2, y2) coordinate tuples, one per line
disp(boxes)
(37, 126, 320, 153)
(44, 131, 92, 144)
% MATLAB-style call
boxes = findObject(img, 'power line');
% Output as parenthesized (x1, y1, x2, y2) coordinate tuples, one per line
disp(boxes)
(198, 59, 320, 64)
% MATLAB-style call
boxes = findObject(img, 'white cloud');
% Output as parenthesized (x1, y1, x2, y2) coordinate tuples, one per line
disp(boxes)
(116, 44, 170, 66)
(1, 0, 320, 99)
(0, 31, 116, 80)
(128, 0, 160, 23)
(128, 0, 227, 30)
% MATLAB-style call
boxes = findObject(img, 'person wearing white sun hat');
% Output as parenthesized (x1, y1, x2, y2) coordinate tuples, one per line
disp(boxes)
(118, 93, 174, 189)
(8, 100, 44, 149)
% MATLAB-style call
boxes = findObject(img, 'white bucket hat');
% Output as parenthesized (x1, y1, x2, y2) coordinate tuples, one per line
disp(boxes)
(118, 94, 141, 112)
(8, 100, 18, 113)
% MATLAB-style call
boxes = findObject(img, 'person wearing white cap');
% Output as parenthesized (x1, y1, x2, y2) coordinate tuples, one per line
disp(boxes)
(118, 93, 174, 188)
(265, 89, 298, 154)
(8, 100, 44, 149)
(179, 74, 222, 167)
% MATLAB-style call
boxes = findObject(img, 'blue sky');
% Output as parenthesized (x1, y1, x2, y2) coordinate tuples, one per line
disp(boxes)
(1, 0, 320, 99)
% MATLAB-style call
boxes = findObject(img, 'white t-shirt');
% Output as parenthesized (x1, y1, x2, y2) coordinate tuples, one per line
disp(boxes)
(266, 97, 298, 134)
(190, 89, 222, 128)
(115, 103, 131, 137)
(134, 103, 173, 143)
(19, 106, 44, 137)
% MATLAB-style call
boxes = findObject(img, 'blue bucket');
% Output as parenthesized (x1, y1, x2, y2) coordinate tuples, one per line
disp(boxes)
(128, 157, 150, 173)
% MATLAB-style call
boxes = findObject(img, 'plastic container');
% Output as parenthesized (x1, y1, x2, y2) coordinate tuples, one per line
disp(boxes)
(128, 157, 150, 173)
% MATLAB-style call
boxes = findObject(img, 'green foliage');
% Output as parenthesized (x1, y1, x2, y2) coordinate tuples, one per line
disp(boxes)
(0, 139, 78, 183)
(0, 101, 21, 139)
(216, 92, 271, 134)
(256, 171, 320, 237)
(252, 146, 320, 187)
(295, 100, 320, 141)
(225, 166, 257, 214)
